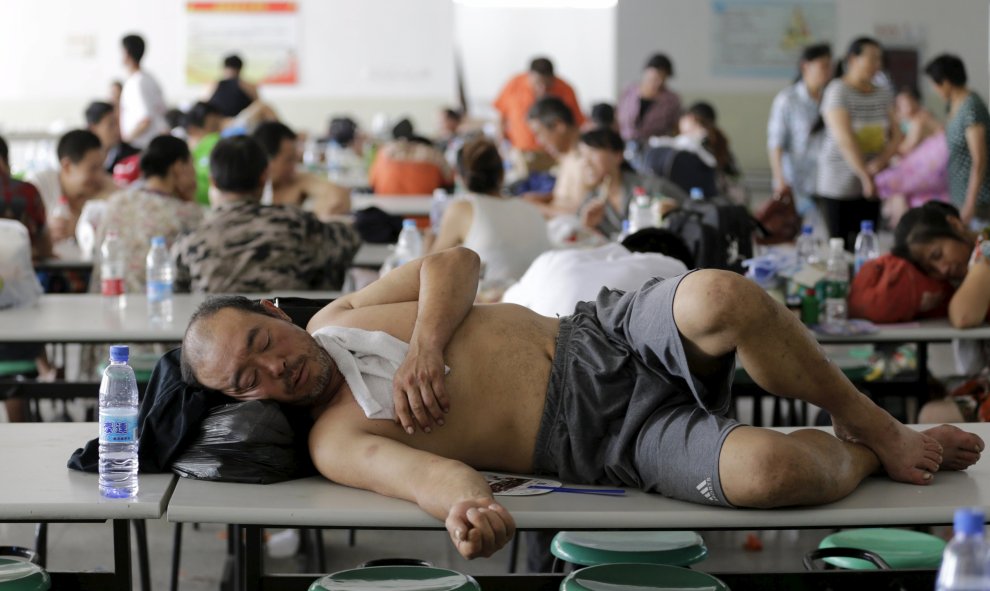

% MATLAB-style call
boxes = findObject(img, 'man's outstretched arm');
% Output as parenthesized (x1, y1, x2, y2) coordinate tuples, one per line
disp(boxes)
(307, 247, 481, 433)
(310, 421, 514, 559)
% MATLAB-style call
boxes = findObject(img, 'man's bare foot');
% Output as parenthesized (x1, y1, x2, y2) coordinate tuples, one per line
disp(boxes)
(834, 415, 942, 485)
(923, 424, 984, 471)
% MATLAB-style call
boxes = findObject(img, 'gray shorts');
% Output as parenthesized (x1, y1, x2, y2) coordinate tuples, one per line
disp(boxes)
(532, 271, 740, 507)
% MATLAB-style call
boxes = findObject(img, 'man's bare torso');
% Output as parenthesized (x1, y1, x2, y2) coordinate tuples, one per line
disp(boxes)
(308, 303, 560, 473)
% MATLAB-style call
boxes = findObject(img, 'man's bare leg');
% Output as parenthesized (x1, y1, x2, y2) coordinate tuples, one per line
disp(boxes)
(673, 270, 984, 486)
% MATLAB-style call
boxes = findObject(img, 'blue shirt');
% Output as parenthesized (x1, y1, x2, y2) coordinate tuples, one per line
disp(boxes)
(767, 81, 823, 200)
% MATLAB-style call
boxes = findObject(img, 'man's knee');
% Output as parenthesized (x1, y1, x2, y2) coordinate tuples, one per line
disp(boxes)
(719, 428, 828, 509)
(675, 270, 775, 342)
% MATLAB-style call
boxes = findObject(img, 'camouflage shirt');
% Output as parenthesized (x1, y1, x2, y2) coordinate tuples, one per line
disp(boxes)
(171, 201, 361, 293)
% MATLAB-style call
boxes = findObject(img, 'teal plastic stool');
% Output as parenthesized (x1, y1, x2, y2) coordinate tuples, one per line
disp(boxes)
(561, 563, 728, 591)
(0, 556, 50, 591)
(807, 528, 946, 570)
(309, 566, 480, 590)
(551, 531, 708, 568)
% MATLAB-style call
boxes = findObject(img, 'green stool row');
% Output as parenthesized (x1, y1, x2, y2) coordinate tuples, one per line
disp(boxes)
(0, 547, 50, 591)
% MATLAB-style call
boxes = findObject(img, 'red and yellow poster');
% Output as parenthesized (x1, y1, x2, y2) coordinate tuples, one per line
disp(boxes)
(186, 2, 299, 86)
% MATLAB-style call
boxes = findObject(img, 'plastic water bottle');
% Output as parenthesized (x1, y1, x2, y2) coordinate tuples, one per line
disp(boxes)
(325, 141, 346, 182)
(628, 188, 653, 233)
(430, 188, 450, 232)
(690, 187, 705, 200)
(796, 225, 819, 266)
(99, 345, 139, 498)
(853, 220, 881, 275)
(824, 238, 849, 325)
(617, 219, 632, 242)
(100, 230, 126, 309)
(396, 219, 423, 262)
(936, 508, 989, 590)
(146, 236, 174, 324)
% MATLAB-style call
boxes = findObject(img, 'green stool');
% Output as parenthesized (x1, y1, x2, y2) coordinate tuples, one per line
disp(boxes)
(806, 528, 946, 570)
(561, 563, 728, 591)
(0, 551, 51, 591)
(0, 361, 37, 378)
(309, 566, 480, 591)
(551, 531, 708, 569)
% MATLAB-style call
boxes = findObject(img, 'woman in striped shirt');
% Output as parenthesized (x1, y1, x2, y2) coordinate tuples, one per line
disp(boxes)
(816, 37, 901, 249)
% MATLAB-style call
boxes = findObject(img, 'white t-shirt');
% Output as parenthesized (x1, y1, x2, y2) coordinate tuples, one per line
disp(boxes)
(460, 193, 551, 282)
(120, 70, 168, 149)
(24, 168, 61, 213)
(501, 242, 688, 317)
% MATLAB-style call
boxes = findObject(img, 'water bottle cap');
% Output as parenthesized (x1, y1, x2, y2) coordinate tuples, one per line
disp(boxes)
(802, 225, 813, 235)
(633, 186, 646, 196)
(621, 219, 631, 231)
(402, 219, 417, 228)
(151, 236, 166, 248)
(690, 187, 704, 199)
(860, 220, 874, 232)
(953, 507, 985, 534)
(109, 345, 129, 362)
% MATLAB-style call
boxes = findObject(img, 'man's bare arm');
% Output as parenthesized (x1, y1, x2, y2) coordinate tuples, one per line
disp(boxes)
(310, 419, 515, 559)
(308, 247, 481, 432)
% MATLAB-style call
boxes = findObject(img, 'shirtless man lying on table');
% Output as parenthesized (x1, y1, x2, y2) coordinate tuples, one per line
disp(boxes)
(179, 247, 984, 560)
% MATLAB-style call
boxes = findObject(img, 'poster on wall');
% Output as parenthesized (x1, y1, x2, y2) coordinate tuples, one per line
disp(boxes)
(186, 2, 299, 86)
(712, 0, 836, 78)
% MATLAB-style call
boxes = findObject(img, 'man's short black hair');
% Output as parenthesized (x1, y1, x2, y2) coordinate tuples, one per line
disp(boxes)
(84, 101, 115, 128)
(925, 54, 968, 87)
(0, 135, 8, 167)
(180, 295, 268, 386)
(527, 96, 576, 128)
(140, 135, 190, 178)
(688, 101, 718, 124)
(392, 118, 415, 140)
(645, 53, 673, 76)
(621, 228, 695, 269)
(223, 54, 244, 71)
(186, 101, 222, 130)
(57, 130, 102, 164)
(252, 121, 297, 157)
(121, 34, 146, 64)
(529, 57, 554, 78)
(327, 117, 357, 147)
(590, 103, 616, 129)
(209, 136, 268, 193)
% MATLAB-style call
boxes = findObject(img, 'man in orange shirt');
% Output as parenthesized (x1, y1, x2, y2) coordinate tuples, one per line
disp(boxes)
(494, 57, 585, 154)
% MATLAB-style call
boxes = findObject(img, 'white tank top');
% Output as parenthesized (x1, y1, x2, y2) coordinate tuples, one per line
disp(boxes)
(460, 193, 552, 282)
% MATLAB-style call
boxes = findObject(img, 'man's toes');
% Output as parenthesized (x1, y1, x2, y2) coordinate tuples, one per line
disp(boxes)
(918, 458, 940, 474)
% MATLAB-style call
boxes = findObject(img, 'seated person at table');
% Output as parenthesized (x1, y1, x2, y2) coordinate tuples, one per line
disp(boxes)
(253, 121, 350, 219)
(893, 201, 990, 422)
(180, 247, 983, 560)
(90, 135, 202, 294)
(428, 137, 550, 283)
(172, 136, 360, 293)
(184, 101, 223, 206)
(502, 227, 691, 317)
(206, 54, 258, 119)
(369, 119, 453, 196)
(577, 128, 686, 238)
(26, 129, 115, 250)
(522, 96, 590, 217)
(85, 101, 139, 174)
(0, 135, 52, 261)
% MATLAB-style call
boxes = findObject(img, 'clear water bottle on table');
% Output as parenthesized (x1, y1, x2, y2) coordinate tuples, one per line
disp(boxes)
(824, 237, 849, 326)
(853, 220, 880, 275)
(936, 507, 989, 591)
(146, 235, 175, 324)
(100, 230, 126, 309)
(99, 345, 139, 498)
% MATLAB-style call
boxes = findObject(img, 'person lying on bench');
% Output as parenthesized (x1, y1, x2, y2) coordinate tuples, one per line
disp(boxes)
(179, 247, 984, 560)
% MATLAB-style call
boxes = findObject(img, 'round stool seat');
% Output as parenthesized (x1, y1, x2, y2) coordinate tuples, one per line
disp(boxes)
(309, 566, 480, 591)
(0, 558, 51, 591)
(561, 563, 728, 591)
(818, 528, 946, 570)
(551, 531, 707, 567)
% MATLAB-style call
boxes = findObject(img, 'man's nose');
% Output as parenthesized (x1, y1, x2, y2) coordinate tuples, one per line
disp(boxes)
(262, 354, 287, 378)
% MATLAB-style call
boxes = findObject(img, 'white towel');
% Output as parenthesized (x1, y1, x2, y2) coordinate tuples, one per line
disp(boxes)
(311, 325, 449, 420)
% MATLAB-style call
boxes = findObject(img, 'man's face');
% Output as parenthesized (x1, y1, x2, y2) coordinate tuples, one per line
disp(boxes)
(269, 138, 297, 185)
(528, 119, 570, 156)
(802, 56, 832, 90)
(174, 158, 198, 202)
(188, 307, 337, 406)
(203, 113, 223, 135)
(60, 148, 105, 198)
(90, 113, 120, 149)
(528, 72, 553, 98)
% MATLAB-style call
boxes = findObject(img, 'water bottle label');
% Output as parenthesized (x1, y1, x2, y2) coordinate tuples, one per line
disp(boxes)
(101, 278, 124, 297)
(147, 280, 173, 303)
(99, 413, 138, 444)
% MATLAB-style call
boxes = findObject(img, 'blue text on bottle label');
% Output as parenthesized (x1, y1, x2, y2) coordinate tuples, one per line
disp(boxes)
(147, 280, 172, 303)
(99, 413, 138, 444)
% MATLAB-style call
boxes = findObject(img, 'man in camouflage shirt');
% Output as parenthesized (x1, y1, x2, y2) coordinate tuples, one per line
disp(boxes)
(172, 135, 361, 293)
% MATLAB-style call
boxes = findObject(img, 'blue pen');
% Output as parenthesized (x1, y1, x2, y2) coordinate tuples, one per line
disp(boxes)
(528, 485, 626, 496)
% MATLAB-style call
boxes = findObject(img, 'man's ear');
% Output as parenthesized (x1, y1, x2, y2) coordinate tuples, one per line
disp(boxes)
(260, 299, 292, 322)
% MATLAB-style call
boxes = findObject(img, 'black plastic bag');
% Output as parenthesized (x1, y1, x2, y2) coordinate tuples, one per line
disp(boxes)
(172, 400, 304, 484)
